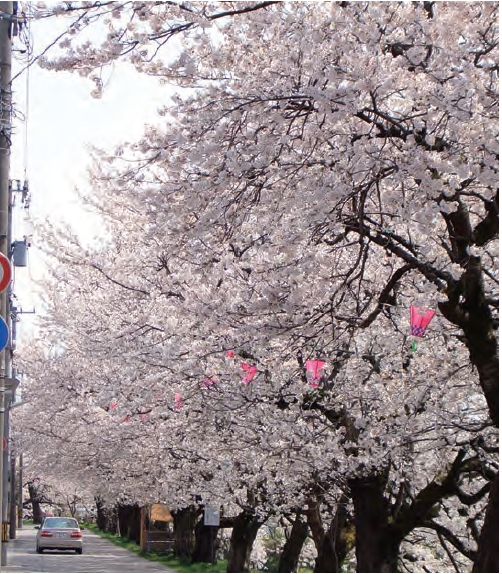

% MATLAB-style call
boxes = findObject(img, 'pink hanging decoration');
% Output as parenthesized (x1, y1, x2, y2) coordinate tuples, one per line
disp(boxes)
(410, 306, 435, 337)
(305, 359, 326, 387)
(226, 350, 235, 359)
(241, 363, 257, 385)
(123, 416, 131, 423)
(174, 393, 183, 410)
(109, 399, 117, 410)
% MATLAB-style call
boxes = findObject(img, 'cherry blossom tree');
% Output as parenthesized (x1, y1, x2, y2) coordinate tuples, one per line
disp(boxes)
(13, 2, 498, 572)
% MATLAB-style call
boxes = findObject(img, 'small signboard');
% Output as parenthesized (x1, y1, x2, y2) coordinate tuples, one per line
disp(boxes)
(204, 505, 220, 527)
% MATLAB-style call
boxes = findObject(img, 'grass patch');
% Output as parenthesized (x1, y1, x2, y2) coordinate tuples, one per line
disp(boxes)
(153, 555, 227, 573)
(84, 523, 227, 573)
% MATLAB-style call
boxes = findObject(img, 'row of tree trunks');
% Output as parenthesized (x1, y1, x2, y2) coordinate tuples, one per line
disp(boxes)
(116, 503, 141, 542)
(93, 489, 497, 573)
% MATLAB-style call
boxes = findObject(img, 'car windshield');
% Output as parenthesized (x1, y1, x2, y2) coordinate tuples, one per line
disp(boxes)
(43, 518, 79, 529)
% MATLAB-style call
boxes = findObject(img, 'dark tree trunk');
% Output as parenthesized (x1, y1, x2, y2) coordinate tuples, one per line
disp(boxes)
(438, 256, 499, 427)
(116, 503, 140, 540)
(172, 506, 197, 561)
(226, 510, 262, 573)
(117, 503, 137, 539)
(350, 474, 400, 573)
(95, 496, 109, 531)
(94, 497, 117, 534)
(27, 483, 44, 524)
(192, 518, 219, 563)
(472, 473, 499, 573)
(278, 510, 309, 573)
(307, 496, 354, 573)
(129, 504, 141, 543)
(438, 258, 499, 574)
(318, 502, 353, 573)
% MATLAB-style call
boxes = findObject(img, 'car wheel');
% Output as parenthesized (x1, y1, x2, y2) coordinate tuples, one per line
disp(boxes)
(75, 548, 83, 555)
(36, 545, 43, 554)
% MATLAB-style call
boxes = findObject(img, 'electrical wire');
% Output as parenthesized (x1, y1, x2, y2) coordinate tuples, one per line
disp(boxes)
(18, 2, 32, 185)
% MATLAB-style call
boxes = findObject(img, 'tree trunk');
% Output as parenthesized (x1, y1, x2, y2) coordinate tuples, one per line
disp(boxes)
(472, 473, 498, 573)
(278, 510, 309, 573)
(94, 497, 118, 534)
(173, 506, 197, 561)
(438, 258, 499, 574)
(95, 496, 109, 531)
(306, 496, 354, 573)
(129, 504, 141, 543)
(117, 503, 137, 539)
(350, 474, 400, 573)
(27, 483, 44, 524)
(438, 256, 498, 427)
(318, 501, 353, 573)
(192, 518, 219, 563)
(226, 510, 262, 573)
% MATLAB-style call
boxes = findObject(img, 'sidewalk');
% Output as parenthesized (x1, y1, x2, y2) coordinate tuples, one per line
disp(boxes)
(1, 526, 41, 573)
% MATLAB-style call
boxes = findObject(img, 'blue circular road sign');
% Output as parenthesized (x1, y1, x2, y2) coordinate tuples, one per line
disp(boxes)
(0, 316, 9, 352)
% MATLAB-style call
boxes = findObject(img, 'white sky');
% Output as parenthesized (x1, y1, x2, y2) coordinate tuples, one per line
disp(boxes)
(10, 12, 174, 341)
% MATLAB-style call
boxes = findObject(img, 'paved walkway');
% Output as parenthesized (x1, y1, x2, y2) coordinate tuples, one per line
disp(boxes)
(1, 525, 175, 573)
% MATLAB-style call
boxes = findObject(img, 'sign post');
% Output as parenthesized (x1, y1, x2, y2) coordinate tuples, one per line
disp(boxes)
(204, 506, 220, 565)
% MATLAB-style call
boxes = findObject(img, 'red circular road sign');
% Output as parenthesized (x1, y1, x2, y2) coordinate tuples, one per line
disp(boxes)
(0, 253, 11, 293)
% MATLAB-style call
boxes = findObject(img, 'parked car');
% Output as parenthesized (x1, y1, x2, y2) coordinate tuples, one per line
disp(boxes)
(35, 517, 83, 554)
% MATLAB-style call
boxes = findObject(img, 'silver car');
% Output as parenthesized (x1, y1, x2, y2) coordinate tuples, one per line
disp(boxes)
(35, 517, 83, 554)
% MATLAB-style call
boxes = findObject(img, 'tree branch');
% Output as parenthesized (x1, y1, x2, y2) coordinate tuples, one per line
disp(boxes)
(359, 264, 412, 328)
(425, 520, 476, 561)
(90, 263, 149, 296)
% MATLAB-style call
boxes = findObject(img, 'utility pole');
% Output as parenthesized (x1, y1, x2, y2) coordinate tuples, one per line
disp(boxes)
(0, 2, 12, 568)
(16, 451, 20, 529)
(8, 450, 13, 540)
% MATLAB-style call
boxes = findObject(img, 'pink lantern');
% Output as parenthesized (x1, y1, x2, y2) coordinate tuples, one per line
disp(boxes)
(241, 363, 257, 385)
(226, 350, 235, 359)
(410, 306, 435, 337)
(174, 393, 183, 410)
(305, 359, 326, 387)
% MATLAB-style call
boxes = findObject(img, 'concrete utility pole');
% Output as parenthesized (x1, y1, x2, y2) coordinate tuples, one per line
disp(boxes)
(8, 450, 14, 540)
(0, 1, 12, 568)
(16, 451, 20, 529)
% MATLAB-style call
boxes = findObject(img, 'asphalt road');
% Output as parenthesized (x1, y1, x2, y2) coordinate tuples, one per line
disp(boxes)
(1, 525, 175, 573)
